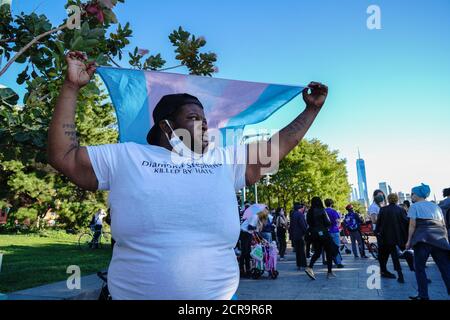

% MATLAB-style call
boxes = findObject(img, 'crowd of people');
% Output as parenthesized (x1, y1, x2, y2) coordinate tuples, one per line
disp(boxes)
(237, 184, 450, 300)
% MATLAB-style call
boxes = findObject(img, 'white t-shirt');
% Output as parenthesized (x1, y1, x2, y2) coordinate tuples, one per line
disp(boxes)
(87, 142, 247, 300)
(368, 202, 380, 216)
(94, 211, 106, 226)
(368, 202, 381, 229)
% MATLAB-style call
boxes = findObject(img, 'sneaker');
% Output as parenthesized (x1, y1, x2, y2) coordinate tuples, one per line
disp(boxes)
(361, 255, 369, 259)
(305, 267, 316, 280)
(279, 257, 285, 261)
(327, 272, 337, 279)
(336, 264, 345, 269)
(397, 276, 405, 284)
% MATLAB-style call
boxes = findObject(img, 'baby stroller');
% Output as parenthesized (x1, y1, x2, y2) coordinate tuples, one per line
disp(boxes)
(249, 233, 279, 280)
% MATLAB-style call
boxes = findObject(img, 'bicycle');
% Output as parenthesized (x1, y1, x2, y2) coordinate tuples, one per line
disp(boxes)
(359, 222, 378, 260)
(78, 227, 112, 250)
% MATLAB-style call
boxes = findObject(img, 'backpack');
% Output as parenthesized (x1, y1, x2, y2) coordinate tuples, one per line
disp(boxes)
(344, 213, 359, 231)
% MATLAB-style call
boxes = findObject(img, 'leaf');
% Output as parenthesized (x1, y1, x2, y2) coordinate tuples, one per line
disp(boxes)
(14, 132, 30, 143)
(81, 21, 90, 37)
(0, 86, 19, 105)
(70, 36, 84, 51)
(55, 41, 65, 55)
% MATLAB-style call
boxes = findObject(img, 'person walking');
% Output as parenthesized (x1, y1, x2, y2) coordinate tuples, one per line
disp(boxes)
(344, 205, 368, 258)
(290, 204, 308, 270)
(305, 197, 336, 280)
(406, 184, 450, 300)
(324, 199, 344, 268)
(275, 207, 288, 261)
(376, 193, 409, 283)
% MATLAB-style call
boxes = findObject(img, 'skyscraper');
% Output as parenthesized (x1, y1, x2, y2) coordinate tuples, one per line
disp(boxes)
(356, 150, 369, 207)
(351, 188, 359, 202)
(379, 182, 390, 197)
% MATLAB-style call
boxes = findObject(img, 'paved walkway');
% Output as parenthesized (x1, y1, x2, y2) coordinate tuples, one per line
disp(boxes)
(236, 247, 450, 300)
(4, 247, 449, 300)
(5, 274, 102, 300)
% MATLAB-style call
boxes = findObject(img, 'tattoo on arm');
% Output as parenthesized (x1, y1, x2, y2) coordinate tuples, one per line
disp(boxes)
(62, 123, 80, 154)
(284, 116, 308, 137)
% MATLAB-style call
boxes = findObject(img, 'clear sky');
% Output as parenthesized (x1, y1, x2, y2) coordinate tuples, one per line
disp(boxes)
(2, 0, 449, 200)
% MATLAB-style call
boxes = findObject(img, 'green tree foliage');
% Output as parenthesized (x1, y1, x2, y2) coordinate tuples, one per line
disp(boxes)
(0, 0, 218, 230)
(254, 139, 351, 214)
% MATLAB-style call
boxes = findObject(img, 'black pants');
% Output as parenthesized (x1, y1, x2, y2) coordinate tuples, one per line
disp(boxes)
(309, 236, 333, 273)
(239, 231, 253, 273)
(277, 231, 287, 258)
(414, 242, 450, 298)
(378, 244, 402, 273)
(91, 225, 102, 247)
(305, 239, 312, 258)
(293, 238, 307, 268)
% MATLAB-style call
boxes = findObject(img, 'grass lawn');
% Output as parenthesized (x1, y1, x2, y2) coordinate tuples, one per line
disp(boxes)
(0, 230, 112, 293)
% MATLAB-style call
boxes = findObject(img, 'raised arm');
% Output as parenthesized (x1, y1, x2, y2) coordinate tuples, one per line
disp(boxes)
(246, 82, 328, 185)
(48, 52, 98, 191)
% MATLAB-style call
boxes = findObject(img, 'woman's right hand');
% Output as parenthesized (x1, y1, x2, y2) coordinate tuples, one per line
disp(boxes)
(65, 51, 97, 89)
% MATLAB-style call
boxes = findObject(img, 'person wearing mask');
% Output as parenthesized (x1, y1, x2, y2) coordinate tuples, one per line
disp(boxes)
(48, 51, 328, 300)
(275, 207, 288, 261)
(368, 190, 386, 230)
(290, 203, 308, 270)
(324, 199, 344, 268)
(406, 184, 450, 300)
(344, 204, 368, 258)
(438, 187, 450, 237)
(240, 204, 269, 278)
(376, 193, 409, 282)
(305, 197, 335, 280)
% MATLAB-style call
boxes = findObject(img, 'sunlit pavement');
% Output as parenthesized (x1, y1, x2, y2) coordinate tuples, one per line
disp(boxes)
(236, 247, 450, 300)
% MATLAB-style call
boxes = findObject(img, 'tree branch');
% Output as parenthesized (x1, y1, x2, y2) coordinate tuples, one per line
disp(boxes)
(0, 24, 67, 77)
(158, 64, 183, 72)
(107, 54, 122, 68)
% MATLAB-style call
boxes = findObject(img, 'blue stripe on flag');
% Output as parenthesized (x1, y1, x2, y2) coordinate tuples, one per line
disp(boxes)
(97, 67, 150, 144)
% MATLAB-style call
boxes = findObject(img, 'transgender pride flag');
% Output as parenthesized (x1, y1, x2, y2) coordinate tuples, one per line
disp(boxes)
(96, 67, 304, 146)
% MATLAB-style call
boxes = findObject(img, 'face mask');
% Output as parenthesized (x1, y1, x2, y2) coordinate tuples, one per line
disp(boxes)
(375, 195, 384, 204)
(164, 120, 202, 160)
